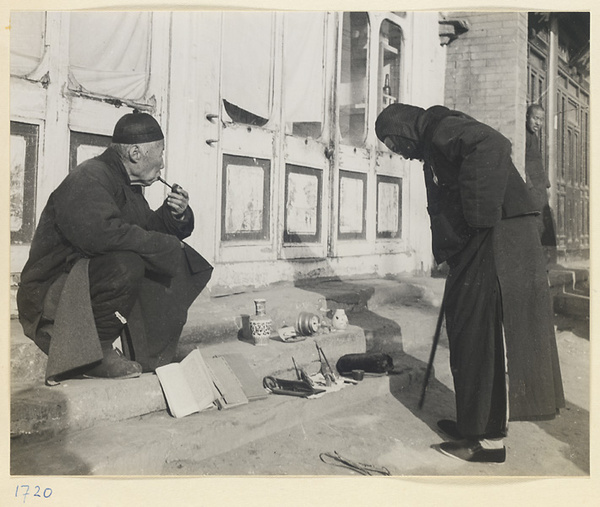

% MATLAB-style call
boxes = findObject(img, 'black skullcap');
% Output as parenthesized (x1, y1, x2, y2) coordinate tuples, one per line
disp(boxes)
(112, 112, 164, 144)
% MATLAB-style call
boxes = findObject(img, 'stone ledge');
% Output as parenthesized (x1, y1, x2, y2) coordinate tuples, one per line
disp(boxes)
(11, 353, 425, 476)
(11, 326, 366, 440)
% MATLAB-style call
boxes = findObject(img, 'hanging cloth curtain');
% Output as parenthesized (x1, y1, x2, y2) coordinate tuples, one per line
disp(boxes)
(68, 12, 151, 101)
(221, 12, 273, 121)
(283, 12, 325, 126)
(10, 11, 46, 77)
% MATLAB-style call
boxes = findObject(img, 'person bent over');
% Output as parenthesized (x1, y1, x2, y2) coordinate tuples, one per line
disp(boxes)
(375, 103, 564, 463)
(17, 112, 213, 384)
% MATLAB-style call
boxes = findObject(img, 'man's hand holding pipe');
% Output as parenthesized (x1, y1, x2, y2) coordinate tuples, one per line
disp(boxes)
(167, 184, 189, 218)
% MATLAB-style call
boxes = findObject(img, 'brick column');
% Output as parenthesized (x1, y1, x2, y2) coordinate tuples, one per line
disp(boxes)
(444, 12, 528, 175)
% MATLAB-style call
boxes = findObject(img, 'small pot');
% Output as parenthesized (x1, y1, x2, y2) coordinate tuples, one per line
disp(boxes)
(332, 309, 349, 330)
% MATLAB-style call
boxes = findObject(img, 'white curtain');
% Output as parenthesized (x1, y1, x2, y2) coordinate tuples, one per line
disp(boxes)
(283, 12, 325, 124)
(222, 12, 273, 120)
(69, 12, 151, 100)
(10, 11, 46, 77)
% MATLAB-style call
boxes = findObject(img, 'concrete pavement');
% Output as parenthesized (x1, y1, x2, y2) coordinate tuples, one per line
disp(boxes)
(10, 263, 589, 476)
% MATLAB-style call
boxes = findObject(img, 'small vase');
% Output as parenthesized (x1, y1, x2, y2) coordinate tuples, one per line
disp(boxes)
(332, 309, 349, 330)
(250, 299, 273, 346)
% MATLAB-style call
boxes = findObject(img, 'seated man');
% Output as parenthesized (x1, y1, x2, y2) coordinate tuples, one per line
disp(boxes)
(17, 112, 213, 384)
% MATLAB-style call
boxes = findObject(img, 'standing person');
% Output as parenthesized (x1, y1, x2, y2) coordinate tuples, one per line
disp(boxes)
(526, 104, 557, 264)
(375, 103, 564, 463)
(17, 112, 213, 384)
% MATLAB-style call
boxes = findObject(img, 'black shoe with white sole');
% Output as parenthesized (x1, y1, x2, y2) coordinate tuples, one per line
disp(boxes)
(438, 440, 506, 464)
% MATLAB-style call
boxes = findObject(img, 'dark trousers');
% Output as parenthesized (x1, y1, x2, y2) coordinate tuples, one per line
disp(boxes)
(38, 248, 212, 372)
(88, 251, 146, 344)
(121, 247, 212, 371)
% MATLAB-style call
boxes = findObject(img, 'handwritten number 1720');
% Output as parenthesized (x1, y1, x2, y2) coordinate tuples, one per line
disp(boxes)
(15, 485, 53, 503)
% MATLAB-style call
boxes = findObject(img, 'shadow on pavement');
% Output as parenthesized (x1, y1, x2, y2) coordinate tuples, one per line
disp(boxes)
(387, 356, 458, 441)
(11, 387, 92, 475)
(533, 400, 590, 474)
(555, 314, 589, 340)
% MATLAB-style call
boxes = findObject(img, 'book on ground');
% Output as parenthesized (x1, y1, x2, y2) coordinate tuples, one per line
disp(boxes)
(156, 349, 220, 418)
(156, 349, 266, 418)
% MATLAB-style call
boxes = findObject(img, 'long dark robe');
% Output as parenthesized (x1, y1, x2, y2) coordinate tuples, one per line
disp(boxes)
(376, 104, 565, 437)
(525, 130, 557, 249)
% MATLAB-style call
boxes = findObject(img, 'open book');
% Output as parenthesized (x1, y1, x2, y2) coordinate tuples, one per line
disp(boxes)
(156, 349, 266, 418)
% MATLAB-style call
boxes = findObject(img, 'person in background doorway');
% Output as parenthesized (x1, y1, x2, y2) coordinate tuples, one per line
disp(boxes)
(17, 112, 213, 384)
(376, 103, 564, 464)
(525, 104, 558, 264)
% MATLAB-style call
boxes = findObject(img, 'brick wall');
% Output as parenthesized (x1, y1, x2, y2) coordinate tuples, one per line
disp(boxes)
(444, 12, 528, 174)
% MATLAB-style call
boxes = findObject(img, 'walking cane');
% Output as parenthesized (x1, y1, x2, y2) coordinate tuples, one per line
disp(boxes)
(418, 295, 446, 410)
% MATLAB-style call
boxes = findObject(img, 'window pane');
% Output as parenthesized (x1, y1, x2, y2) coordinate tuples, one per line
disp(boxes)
(339, 12, 369, 145)
(10, 11, 45, 77)
(69, 12, 151, 100)
(379, 20, 402, 112)
(69, 131, 112, 171)
(284, 165, 322, 243)
(376, 175, 402, 239)
(339, 171, 367, 239)
(283, 12, 326, 138)
(10, 122, 39, 244)
(222, 12, 274, 124)
(222, 155, 271, 241)
(10, 135, 26, 232)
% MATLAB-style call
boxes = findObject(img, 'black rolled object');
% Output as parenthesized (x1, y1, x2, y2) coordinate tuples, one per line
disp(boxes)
(336, 353, 394, 375)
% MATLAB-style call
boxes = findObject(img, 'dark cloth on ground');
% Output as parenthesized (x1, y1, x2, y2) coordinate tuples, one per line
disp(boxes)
(17, 147, 213, 382)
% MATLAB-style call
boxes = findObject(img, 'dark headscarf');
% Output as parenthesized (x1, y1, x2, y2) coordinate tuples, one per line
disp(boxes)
(375, 103, 426, 143)
(376, 103, 468, 161)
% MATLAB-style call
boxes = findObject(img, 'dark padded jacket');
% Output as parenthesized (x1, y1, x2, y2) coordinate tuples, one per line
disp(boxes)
(376, 105, 537, 262)
(17, 147, 194, 340)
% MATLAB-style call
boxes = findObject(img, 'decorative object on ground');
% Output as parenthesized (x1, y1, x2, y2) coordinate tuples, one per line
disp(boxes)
(262, 375, 325, 398)
(249, 298, 273, 346)
(319, 451, 391, 476)
(332, 309, 349, 330)
(263, 353, 356, 398)
(316, 342, 337, 385)
(336, 352, 394, 375)
(295, 311, 321, 336)
(275, 325, 306, 343)
(317, 298, 333, 333)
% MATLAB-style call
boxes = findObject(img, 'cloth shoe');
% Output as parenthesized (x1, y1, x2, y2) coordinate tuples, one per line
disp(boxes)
(84, 347, 142, 379)
(438, 440, 506, 463)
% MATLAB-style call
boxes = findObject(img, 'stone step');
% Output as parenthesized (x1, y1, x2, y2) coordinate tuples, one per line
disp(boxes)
(554, 292, 590, 320)
(10, 276, 441, 442)
(11, 276, 437, 385)
(11, 326, 366, 440)
(548, 266, 589, 292)
(11, 353, 426, 476)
